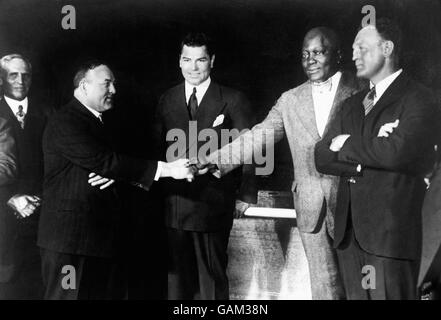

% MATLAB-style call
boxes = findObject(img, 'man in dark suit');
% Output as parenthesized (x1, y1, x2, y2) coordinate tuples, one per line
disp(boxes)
(154, 32, 256, 299)
(0, 54, 49, 299)
(314, 19, 440, 299)
(39, 61, 195, 300)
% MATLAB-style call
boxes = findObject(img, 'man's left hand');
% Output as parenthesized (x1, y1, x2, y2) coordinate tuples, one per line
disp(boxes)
(88, 172, 115, 190)
(330, 134, 351, 152)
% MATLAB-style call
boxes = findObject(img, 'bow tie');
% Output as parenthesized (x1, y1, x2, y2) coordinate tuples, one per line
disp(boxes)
(311, 78, 332, 94)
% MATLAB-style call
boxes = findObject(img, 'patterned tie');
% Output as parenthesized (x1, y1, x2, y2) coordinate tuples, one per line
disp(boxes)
(16, 105, 26, 129)
(362, 86, 376, 116)
(188, 87, 198, 119)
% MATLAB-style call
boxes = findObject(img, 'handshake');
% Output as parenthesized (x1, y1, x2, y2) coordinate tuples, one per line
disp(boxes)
(160, 158, 218, 182)
(88, 158, 219, 190)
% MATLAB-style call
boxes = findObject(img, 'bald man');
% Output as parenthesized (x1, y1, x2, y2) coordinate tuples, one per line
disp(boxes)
(206, 27, 365, 299)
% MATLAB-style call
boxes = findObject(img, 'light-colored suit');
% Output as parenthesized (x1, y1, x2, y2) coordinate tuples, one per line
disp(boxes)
(208, 71, 364, 299)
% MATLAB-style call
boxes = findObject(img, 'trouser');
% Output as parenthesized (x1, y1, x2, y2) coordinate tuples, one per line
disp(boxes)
(0, 234, 43, 300)
(40, 248, 126, 300)
(337, 227, 418, 300)
(299, 202, 345, 300)
(167, 227, 231, 300)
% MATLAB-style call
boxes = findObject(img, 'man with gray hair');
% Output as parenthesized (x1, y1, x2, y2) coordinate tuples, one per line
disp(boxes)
(0, 53, 49, 299)
(204, 27, 365, 299)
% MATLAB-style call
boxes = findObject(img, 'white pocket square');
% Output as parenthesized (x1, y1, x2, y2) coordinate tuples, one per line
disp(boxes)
(212, 114, 225, 127)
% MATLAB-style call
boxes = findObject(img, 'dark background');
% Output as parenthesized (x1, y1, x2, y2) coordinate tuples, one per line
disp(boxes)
(1, 0, 440, 299)
(1, 0, 441, 190)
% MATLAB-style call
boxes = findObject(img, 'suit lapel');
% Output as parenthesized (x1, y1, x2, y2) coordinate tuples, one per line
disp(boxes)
(195, 82, 227, 129)
(322, 72, 360, 137)
(0, 98, 18, 124)
(366, 72, 409, 120)
(294, 84, 321, 141)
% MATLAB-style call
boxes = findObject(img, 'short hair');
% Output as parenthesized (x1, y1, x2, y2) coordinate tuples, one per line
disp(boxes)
(73, 60, 108, 89)
(375, 18, 402, 62)
(180, 32, 215, 57)
(0, 54, 32, 78)
(303, 27, 342, 53)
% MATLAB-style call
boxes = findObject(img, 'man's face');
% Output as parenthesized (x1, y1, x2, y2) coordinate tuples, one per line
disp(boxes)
(1, 58, 32, 100)
(179, 45, 214, 86)
(352, 26, 385, 80)
(301, 34, 337, 83)
(83, 65, 116, 112)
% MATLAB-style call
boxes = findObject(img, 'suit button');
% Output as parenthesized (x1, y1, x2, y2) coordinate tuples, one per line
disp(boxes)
(348, 177, 356, 184)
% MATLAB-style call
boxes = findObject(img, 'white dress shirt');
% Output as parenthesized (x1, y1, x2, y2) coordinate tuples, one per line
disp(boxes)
(4, 95, 28, 118)
(185, 77, 211, 106)
(371, 69, 403, 105)
(311, 71, 342, 137)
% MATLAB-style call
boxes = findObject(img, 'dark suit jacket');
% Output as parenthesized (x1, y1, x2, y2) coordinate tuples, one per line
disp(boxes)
(0, 114, 17, 282)
(0, 97, 47, 282)
(38, 98, 158, 258)
(154, 81, 257, 232)
(315, 73, 440, 260)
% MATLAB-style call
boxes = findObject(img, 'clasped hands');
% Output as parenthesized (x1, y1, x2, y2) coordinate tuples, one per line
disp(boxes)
(87, 159, 250, 217)
(7, 194, 41, 219)
(88, 158, 217, 190)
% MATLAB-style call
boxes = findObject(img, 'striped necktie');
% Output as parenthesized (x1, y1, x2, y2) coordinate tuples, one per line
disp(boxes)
(16, 105, 26, 129)
(362, 86, 376, 115)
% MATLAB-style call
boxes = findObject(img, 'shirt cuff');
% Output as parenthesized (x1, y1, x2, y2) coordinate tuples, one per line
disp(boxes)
(154, 161, 163, 181)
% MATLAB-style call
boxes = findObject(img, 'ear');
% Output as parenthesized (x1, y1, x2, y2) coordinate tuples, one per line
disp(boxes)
(210, 54, 215, 68)
(80, 79, 87, 94)
(382, 40, 394, 58)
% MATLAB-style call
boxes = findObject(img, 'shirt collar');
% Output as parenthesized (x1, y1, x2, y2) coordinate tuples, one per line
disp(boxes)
(81, 102, 102, 120)
(310, 71, 342, 94)
(370, 69, 403, 99)
(185, 77, 211, 103)
(4, 95, 28, 115)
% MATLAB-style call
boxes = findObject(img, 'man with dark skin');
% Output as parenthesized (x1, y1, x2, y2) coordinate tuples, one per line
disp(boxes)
(205, 27, 365, 299)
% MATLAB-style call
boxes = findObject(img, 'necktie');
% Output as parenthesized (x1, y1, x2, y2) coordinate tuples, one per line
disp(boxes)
(188, 87, 198, 119)
(16, 105, 25, 129)
(97, 114, 104, 124)
(362, 86, 376, 115)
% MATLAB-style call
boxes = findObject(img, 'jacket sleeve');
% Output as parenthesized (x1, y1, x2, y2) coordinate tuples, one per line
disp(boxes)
(228, 92, 259, 204)
(314, 100, 362, 177)
(208, 91, 287, 177)
(338, 88, 440, 174)
(50, 115, 158, 189)
(0, 117, 17, 186)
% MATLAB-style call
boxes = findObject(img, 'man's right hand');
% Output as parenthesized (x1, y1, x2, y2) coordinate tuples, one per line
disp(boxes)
(7, 194, 41, 219)
(160, 159, 197, 182)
